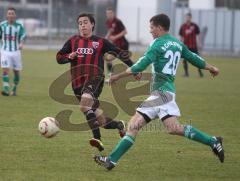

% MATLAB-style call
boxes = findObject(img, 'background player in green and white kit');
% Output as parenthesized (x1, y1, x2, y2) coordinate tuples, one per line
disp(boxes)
(94, 14, 224, 170)
(0, 7, 26, 96)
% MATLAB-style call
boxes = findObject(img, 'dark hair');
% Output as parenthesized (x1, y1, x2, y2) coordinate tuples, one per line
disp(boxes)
(106, 7, 114, 11)
(186, 12, 192, 17)
(7, 7, 16, 12)
(77, 13, 95, 31)
(150, 14, 170, 31)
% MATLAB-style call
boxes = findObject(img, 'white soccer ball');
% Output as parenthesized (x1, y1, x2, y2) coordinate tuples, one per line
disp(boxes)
(38, 117, 60, 138)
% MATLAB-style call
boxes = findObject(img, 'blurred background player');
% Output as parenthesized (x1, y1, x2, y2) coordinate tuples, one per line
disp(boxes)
(104, 7, 129, 82)
(94, 14, 224, 170)
(0, 7, 26, 96)
(179, 12, 203, 77)
(56, 13, 140, 152)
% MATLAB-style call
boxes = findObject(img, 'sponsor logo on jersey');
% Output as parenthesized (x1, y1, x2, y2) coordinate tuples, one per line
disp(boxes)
(76, 48, 94, 57)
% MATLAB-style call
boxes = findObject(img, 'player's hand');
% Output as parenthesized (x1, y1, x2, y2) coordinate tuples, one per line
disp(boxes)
(209, 66, 219, 77)
(19, 43, 24, 50)
(68, 52, 78, 60)
(109, 74, 120, 85)
(133, 72, 142, 81)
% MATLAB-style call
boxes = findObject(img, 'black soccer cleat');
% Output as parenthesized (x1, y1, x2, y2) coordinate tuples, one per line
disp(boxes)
(117, 120, 126, 138)
(1, 91, 9, 96)
(89, 138, 104, 152)
(94, 155, 115, 170)
(212, 136, 224, 163)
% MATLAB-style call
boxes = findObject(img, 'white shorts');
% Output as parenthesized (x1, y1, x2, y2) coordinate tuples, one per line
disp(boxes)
(0, 50, 22, 70)
(136, 91, 181, 121)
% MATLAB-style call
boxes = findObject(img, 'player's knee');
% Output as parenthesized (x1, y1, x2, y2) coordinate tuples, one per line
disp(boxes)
(79, 93, 94, 112)
(165, 123, 183, 135)
(79, 105, 88, 113)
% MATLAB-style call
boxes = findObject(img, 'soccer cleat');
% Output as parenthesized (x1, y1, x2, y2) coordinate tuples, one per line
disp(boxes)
(94, 155, 115, 170)
(11, 91, 17, 96)
(1, 91, 9, 96)
(212, 136, 224, 163)
(118, 120, 126, 138)
(89, 138, 104, 152)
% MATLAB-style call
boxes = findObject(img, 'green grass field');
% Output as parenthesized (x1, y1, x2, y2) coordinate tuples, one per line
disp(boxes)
(0, 50, 240, 181)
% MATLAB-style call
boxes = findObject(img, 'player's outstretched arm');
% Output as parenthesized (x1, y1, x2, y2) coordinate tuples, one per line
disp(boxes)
(109, 54, 152, 84)
(182, 45, 219, 77)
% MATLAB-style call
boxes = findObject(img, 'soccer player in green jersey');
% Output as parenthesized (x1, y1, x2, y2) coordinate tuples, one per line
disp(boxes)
(0, 7, 26, 96)
(94, 14, 224, 170)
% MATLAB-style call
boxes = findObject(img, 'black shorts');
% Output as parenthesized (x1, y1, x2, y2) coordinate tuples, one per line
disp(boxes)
(73, 79, 104, 109)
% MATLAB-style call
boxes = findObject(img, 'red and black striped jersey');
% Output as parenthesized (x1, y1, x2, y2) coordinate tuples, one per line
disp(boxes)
(179, 22, 200, 50)
(56, 35, 133, 90)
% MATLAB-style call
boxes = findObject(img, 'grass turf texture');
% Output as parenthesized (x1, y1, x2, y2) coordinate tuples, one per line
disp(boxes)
(0, 50, 239, 181)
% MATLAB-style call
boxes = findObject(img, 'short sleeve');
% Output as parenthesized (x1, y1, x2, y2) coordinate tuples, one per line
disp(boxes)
(116, 20, 125, 32)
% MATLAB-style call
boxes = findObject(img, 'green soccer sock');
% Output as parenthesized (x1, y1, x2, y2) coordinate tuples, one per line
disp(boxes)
(109, 134, 135, 164)
(12, 73, 20, 93)
(2, 74, 10, 93)
(184, 125, 216, 147)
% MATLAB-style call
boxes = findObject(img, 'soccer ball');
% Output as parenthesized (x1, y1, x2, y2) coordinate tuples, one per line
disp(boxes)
(38, 117, 60, 138)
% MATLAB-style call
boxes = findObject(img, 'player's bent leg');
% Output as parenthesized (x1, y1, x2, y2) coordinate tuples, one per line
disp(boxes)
(79, 93, 95, 113)
(2, 68, 10, 96)
(163, 116, 224, 162)
(162, 116, 184, 136)
(108, 112, 147, 163)
(94, 112, 149, 170)
(127, 111, 148, 137)
(79, 93, 103, 151)
(12, 70, 20, 96)
(95, 110, 126, 138)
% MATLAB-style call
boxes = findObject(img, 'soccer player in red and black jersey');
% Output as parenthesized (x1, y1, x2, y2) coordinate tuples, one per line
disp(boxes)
(105, 7, 129, 82)
(56, 13, 139, 152)
(179, 13, 203, 77)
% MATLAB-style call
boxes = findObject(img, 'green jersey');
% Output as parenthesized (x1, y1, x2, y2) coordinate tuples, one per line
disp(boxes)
(131, 34, 206, 93)
(0, 20, 26, 52)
